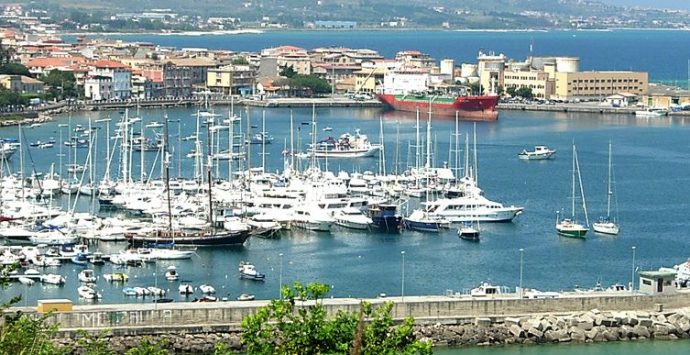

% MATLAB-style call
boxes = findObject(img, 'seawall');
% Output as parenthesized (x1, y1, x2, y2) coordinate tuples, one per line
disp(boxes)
(4, 291, 690, 352)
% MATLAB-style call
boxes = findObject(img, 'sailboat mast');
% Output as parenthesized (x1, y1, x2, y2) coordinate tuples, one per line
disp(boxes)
(289, 111, 294, 169)
(606, 141, 612, 218)
(261, 110, 266, 170)
(571, 144, 576, 219)
(163, 114, 173, 233)
(574, 146, 589, 227)
(206, 111, 214, 225)
(473, 123, 478, 184)
(228, 111, 234, 182)
(425, 103, 432, 169)
(415, 108, 420, 174)
(379, 116, 386, 176)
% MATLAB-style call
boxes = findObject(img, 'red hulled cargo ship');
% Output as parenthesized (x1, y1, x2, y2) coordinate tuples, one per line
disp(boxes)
(377, 93, 499, 121)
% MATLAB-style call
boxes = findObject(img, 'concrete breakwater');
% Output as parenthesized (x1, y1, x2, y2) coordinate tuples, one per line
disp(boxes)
(3, 291, 689, 352)
(47, 305, 690, 353)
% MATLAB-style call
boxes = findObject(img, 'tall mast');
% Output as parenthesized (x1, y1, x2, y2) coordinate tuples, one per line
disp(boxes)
(575, 145, 589, 227)
(425, 102, 432, 169)
(228, 110, 234, 182)
(415, 108, 420, 174)
(379, 115, 386, 176)
(571, 144, 576, 220)
(473, 123, 478, 184)
(163, 114, 173, 233)
(289, 110, 294, 169)
(206, 110, 214, 225)
(606, 141, 613, 218)
(261, 110, 266, 171)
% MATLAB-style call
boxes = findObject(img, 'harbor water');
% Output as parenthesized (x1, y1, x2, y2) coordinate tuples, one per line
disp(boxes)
(2, 107, 690, 306)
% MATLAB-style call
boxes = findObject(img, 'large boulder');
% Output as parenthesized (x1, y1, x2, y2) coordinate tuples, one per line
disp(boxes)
(634, 325, 650, 339)
(570, 327, 586, 342)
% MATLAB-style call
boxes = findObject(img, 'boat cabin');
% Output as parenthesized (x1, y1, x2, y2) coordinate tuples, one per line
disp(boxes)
(638, 270, 677, 295)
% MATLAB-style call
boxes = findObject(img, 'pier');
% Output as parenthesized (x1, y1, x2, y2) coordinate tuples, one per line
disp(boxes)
(5, 291, 690, 352)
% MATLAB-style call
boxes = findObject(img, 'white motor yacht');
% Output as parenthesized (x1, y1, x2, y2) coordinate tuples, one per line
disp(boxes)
(78, 269, 97, 283)
(334, 207, 373, 230)
(78, 285, 101, 300)
(290, 205, 335, 232)
(165, 266, 179, 281)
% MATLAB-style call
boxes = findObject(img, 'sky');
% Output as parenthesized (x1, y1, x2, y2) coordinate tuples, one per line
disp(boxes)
(607, 0, 690, 10)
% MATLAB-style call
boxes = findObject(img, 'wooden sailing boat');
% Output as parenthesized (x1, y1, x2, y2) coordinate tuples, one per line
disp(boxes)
(592, 141, 620, 235)
(556, 144, 589, 238)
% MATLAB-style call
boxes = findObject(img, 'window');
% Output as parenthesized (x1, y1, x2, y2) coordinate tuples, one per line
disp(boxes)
(643, 279, 651, 286)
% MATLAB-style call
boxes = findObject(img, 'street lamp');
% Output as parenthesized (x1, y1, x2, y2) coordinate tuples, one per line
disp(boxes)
(519, 248, 524, 298)
(279, 253, 284, 300)
(401, 251, 406, 302)
(631, 246, 636, 293)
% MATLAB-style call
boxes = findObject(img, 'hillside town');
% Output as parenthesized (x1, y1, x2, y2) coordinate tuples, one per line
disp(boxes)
(2, 4, 690, 117)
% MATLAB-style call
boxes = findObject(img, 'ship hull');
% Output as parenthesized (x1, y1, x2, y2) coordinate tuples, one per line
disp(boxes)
(377, 94, 499, 121)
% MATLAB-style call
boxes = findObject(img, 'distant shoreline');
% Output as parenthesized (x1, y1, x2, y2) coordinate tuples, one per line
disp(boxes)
(60, 27, 690, 38)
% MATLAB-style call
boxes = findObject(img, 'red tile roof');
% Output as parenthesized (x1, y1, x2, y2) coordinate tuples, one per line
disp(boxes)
(91, 60, 129, 69)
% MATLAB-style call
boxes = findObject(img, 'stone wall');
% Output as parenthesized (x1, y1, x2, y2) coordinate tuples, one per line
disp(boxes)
(52, 307, 690, 353)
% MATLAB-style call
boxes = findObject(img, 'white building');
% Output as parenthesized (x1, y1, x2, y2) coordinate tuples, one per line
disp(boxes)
(88, 60, 132, 100)
(382, 69, 430, 95)
(84, 76, 113, 101)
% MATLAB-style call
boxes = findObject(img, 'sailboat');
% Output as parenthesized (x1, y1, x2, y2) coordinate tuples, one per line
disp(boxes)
(556, 144, 589, 238)
(592, 141, 620, 235)
(125, 115, 252, 247)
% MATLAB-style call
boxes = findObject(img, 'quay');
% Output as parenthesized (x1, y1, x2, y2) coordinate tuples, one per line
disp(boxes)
(4, 290, 690, 352)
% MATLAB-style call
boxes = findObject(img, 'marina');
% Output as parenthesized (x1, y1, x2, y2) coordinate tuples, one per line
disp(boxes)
(2, 105, 690, 306)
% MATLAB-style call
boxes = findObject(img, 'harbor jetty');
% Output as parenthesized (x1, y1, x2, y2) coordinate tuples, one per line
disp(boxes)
(5, 290, 690, 353)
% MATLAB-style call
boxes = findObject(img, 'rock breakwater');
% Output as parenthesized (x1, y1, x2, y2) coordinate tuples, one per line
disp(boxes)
(415, 307, 690, 347)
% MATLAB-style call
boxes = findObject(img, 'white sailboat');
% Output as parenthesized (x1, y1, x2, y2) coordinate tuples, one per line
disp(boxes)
(556, 144, 589, 238)
(593, 141, 620, 235)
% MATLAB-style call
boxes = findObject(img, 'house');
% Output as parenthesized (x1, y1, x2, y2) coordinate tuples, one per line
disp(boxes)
(88, 60, 132, 100)
(605, 93, 638, 107)
(0, 74, 44, 94)
(84, 75, 113, 101)
(638, 270, 677, 296)
(206, 64, 257, 95)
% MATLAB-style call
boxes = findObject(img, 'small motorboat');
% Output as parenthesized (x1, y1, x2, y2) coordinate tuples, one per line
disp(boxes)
(18, 276, 35, 285)
(193, 295, 218, 302)
(237, 293, 255, 301)
(78, 285, 101, 300)
(165, 266, 179, 281)
(103, 272, 129, 282)
(122, 287, 138, 296)
(179, 283, 194, 295)
(239, 261, 265, 281)
(40, 274, 65, 285)
(153, 298, 174, 303)
(147, 286, 166, 296)
(78, 269, 97, 283)
(133, 286, 151, 297)
(457, 222, 480, 241)
(89, 252, 105, 265)
(199, 284, 216, 294)
(323, 126, 333, 132)
(71, 253, 89, 266)
(518, 145, 556, 160)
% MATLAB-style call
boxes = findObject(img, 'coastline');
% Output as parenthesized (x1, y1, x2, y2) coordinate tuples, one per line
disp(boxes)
(59, 27, 690, 38)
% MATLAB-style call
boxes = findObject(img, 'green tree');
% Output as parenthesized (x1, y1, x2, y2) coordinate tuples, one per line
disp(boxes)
(42, 70, 77, 99)
(240, 282, 431, 355)
(0, 63, 30, 76)
(290, 74, 331, 96)
(231, 56, 249, 65)
(279, 64, 297, 78)
(516, 87, 534, 99)
(506, 86, 517, 97)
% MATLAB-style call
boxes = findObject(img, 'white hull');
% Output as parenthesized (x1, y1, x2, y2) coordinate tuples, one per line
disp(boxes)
(335, 219, 370, 230)
(292, 220, 332, 232)
(592, 222, 620, 235)
(429, 207, 523, 223)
